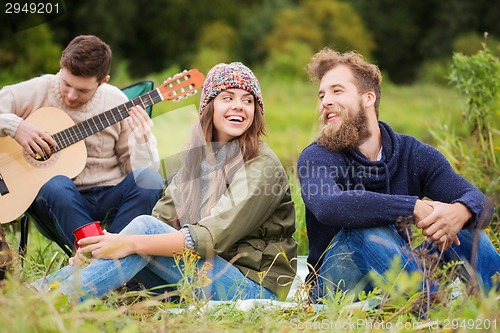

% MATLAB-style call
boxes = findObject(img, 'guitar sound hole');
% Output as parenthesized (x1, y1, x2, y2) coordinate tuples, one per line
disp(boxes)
(23, 149, 59, 168)
(33, 150, 51, 161)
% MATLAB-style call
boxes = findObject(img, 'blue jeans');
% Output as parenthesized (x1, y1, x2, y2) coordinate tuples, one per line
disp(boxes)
(30, 168, 164, 249)
(314, 226, 500, 299)
(33, 216, 275, 303)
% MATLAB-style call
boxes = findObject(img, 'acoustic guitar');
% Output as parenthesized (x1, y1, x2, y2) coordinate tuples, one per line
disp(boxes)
(0, 69, 204, 224)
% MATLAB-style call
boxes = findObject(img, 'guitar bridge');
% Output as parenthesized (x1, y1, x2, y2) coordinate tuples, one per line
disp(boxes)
(0, 173, 9, 196)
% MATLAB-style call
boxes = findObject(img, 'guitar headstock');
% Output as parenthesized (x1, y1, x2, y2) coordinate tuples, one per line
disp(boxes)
(158, 69, 204, 101)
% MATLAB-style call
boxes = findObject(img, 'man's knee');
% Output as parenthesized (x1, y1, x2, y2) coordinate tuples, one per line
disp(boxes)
(132, 168, 164, 191)
(39, 175, 75, 195)
(348, 226, 404, 251)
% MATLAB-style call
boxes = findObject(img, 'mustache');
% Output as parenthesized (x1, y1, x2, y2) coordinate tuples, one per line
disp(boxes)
(319, 105, 348, 123)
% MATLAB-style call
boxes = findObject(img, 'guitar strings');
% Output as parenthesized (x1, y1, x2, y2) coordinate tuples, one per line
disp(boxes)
(52, 90, 162, 152)
(2, 72, 198, 165)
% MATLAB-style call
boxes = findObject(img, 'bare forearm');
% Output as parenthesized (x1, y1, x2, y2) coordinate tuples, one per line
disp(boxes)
(131, 231, 186, 257)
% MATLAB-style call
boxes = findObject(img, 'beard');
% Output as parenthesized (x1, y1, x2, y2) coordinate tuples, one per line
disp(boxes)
(316, 102, 371, 152)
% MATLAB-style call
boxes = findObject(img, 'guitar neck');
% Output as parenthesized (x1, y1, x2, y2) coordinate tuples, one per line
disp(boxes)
(51, 89, 163, 153)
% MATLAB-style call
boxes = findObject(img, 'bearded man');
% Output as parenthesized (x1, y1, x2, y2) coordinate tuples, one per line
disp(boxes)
(297, 48, 499, 301)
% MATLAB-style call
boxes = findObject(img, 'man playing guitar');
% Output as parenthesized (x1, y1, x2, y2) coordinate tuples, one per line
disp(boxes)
(0, 35, 163, 252)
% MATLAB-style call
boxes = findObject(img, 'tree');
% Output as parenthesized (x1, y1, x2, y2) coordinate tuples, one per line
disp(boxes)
(266, 0, 374, 55)
(263, 0, 374, 77)
(191, 21, 238, 73)
(46, 0, 262, 77)
(236, 0, 294, 66)
(0, 24, 61, 83)
(349, 0, 500, 83)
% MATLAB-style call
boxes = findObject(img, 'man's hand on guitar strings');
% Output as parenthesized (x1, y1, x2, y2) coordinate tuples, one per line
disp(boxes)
(127, 106, 153, 144)
(14, 120, 57, 158)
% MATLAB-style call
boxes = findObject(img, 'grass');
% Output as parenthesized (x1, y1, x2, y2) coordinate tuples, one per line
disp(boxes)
(2, 231, 499, 332)
(1, 74, 499, 332)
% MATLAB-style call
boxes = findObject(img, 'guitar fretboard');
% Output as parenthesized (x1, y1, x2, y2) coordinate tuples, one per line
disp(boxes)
(51, 89, 163, 153)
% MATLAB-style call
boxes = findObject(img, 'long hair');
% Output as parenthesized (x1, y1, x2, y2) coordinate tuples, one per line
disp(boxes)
(174, 99, 265, 226)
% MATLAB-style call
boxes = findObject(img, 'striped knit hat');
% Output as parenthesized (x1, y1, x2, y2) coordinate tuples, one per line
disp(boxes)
(199, 62, 264, 114)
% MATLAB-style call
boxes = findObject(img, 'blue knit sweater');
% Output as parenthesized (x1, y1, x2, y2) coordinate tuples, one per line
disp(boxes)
(298, 121, 492, 272)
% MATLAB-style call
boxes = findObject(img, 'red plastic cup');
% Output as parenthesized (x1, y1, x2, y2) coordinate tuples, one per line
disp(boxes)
(73, 221, 104, 249)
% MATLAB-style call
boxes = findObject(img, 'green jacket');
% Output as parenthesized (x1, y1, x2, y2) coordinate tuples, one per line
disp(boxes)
(152, 142, 297, 299)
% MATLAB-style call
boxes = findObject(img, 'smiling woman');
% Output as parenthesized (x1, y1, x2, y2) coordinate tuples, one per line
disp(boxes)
(212, 89, 255, 143)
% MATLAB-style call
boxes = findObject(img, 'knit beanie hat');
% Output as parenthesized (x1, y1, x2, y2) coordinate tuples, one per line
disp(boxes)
(199, 62, 264, 114)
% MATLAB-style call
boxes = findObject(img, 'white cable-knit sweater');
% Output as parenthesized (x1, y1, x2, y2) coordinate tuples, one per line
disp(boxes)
(0, 71, 159, 190)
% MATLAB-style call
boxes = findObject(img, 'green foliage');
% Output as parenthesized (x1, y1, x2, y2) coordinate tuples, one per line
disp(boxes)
(436, 45, 500, 215)
(191, 48, 233, 77)
(264, 0, 375, 78)
(290, 174, 308, 256)
(448, 47, 499, 150)
(191, 21, 238, 73)
(368, 257, 423, 307)
(0, 24, 61, 83)
(266, 0, 374, 58)
(1, 0, 498, 84)
(426, 46, 500, 250)
(173, 249, 211, 305)
(453, 32, 500, 57)
(417, 59, 451, 85)
(191, 21, 238, 74)
(415, 32, 500, 86)
(46, 0, 268, 77)
(350, 0, 500, 83)
(236, 0, 294, 65)
(196, 21, 237, 56)
(264, 41, 312, 80)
